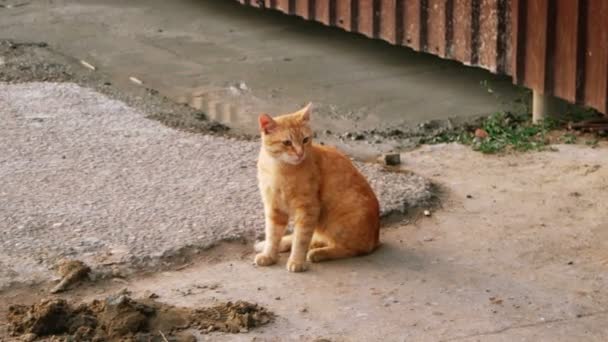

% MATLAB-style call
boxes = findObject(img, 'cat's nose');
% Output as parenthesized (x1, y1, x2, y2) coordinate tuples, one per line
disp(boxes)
(294, 147, 304, 157)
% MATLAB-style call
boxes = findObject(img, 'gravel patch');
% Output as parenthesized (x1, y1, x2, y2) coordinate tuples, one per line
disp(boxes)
(0, 83, 433, 287)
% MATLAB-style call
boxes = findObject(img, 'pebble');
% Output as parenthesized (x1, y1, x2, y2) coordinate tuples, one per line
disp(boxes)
(79, 60, 96, 71)
(129, 76, 143, 85)
(475, 128, 489, 139)
(21, 333, 38, 342)
(383, 153, 401, 166)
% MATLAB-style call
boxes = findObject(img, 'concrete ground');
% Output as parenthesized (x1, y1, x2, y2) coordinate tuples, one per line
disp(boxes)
(2, 142, 607, 341)
(0, 0, 522, 137)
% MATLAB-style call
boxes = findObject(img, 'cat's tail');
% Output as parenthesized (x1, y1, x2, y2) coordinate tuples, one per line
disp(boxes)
(254, 235, 292, 253)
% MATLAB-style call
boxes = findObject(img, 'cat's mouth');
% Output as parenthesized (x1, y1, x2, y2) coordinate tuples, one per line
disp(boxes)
(282, 154, 305, 165)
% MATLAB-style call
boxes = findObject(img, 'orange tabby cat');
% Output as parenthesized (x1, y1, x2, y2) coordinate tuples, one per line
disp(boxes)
(254, 103, 380, 272)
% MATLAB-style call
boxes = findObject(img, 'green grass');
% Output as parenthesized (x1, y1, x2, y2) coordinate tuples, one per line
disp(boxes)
(474, 112, 558, 153)
(586, 138, 599, 148)
(561, 133, 577, 144)
(428, 112, 559, 154)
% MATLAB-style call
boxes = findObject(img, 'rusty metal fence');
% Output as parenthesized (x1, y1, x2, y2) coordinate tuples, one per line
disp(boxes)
(237, 0, 608, 114)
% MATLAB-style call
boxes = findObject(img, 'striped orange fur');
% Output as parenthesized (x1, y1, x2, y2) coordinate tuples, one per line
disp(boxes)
(254, 104, 380, 272)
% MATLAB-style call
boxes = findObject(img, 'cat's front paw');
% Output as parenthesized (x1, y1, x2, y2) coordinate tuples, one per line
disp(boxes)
(286, 258, 308, 272)
(254, 253, 277, 266)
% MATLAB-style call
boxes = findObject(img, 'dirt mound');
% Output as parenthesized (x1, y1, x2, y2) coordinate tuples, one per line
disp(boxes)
(7, 293, 274, 341)
(50, 259, 91, 294)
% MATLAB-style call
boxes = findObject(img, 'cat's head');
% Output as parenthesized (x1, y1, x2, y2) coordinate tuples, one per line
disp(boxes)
(258, 103, 314, 165)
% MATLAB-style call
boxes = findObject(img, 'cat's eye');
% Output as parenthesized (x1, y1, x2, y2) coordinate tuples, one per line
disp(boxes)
(302, 137, 310, 144)
(282, 140, 292, 146)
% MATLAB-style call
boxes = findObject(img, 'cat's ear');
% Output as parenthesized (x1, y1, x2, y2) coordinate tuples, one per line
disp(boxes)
(258, 113, 277, 134)
(299, 102, 312, 122)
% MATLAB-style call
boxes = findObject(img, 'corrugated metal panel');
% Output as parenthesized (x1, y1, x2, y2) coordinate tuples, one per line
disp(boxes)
(237, 0, 608, 114)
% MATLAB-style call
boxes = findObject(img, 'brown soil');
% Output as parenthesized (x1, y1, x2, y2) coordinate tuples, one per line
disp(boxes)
(7, 292, 273, 341)
(50, 260, 91, 294)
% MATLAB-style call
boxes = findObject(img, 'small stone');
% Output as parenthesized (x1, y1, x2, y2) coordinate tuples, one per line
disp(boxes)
(475, 128, 489, 139)
(466, 194, 473, 199)
(79, 60, 96, 71)
(352, 134, 365, 141)
(489, 297, 503, 305)
(388, 129, 403, 136)
(275, 296, 281, 300)
(423, 210, 431, 217)
(129, 76, 143, 85)
(383, 153, 401, 166)
(144, 290, 159, 299)
(20, 333, 37, 342)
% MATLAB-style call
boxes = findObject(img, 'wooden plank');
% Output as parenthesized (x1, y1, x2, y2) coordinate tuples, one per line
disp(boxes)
(403, 0, 423, 50)
(395, 0, 405, 44)
(470, 0, 480, 65)
(583, 0, 608, 113)
(522, 0, 549, 92)
(496, 0, 508, 73)
(275, 0, 290, 12)
(295, 0, 310, 18)
(358, 0, 375, 38)
(452, 0, 473, 65)
(379, 0, 397, 43)
(335, 0, 352, 30)
(426, 0, 446, 57)
(478, 0, 499, 72)
(511, 0, 526, 84)
(315, 1, 331, 24)
(552, 0, 579, 102)
(444, 0, 454, 58)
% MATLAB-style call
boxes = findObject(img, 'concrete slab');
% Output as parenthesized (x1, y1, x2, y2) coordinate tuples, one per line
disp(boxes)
(0, 0, 523, 136)
(0, 82, 433, 289)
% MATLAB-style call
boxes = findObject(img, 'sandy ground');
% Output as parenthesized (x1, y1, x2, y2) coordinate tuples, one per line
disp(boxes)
(2, 143, 607, 341)
(0, 82, 433, 289)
